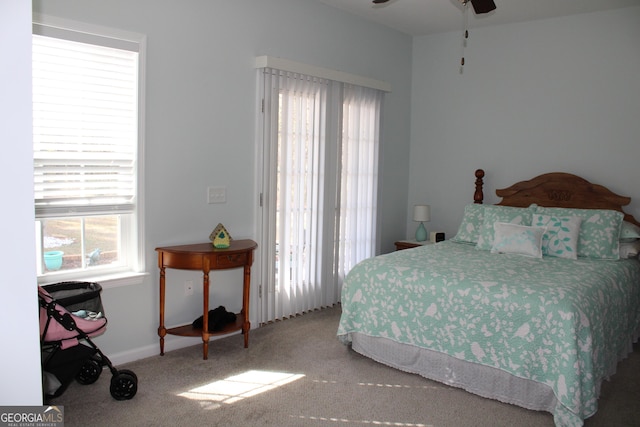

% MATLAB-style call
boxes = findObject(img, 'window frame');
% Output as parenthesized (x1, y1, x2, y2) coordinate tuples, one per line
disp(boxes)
(33, 15, 147, 288)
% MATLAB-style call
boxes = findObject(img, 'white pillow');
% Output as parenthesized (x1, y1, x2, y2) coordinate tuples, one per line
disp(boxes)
(491, 222, 545, 258)
(532, 214, 582, 260)
(620, 221, 640, 242)
(476, 205, 533, 251)
(620, 240, 640, 259)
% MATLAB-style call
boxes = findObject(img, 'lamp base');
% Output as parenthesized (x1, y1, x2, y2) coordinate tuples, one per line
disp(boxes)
(415, 222, 427, 242)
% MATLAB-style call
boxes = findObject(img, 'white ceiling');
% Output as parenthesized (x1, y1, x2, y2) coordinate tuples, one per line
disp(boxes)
(313, 0, 640, 36)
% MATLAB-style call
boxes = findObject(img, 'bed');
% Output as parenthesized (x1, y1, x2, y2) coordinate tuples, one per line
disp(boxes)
(337, 169, 640, 427)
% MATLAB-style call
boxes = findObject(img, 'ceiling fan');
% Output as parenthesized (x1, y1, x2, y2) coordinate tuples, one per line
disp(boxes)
(372, 0, 496, 15)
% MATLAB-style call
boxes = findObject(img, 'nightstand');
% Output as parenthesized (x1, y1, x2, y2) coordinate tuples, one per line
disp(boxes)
(394, 240, 433, 251)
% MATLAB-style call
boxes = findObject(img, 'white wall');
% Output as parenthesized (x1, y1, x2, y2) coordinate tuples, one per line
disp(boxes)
(31, 0, 413, 362)
(408, 7, 640, 239)
(0, 1, 43, 404)
(24, 1, 638, 371)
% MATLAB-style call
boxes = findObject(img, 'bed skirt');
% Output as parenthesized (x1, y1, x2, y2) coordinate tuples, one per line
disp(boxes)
(350, 332, 567, 424)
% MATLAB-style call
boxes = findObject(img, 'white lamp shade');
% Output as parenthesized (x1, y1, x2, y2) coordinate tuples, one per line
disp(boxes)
(413, 205, 431, 222)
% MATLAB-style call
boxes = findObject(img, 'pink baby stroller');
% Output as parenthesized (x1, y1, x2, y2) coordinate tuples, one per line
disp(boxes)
(39, 281, 137, 401)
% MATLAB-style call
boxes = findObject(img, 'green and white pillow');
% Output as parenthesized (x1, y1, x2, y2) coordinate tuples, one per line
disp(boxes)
(476, 205, 533, 251)
(532, 214, 581, 259)
(452, 204, 485, 245)
(534, 206, 623, 260)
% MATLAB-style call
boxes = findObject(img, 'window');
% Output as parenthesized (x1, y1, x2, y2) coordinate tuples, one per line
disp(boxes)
(258, 61, 385, 323)
(32, 18, 145, 285)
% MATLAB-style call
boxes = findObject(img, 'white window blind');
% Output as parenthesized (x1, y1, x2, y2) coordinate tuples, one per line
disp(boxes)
(32, 27, 139, 218)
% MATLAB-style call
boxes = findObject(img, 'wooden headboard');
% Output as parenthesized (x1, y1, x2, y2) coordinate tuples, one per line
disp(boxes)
(473, 169, 640, 227)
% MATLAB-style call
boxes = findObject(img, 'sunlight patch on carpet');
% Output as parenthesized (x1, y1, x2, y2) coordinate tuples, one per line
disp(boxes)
(177, 369, 305, 407)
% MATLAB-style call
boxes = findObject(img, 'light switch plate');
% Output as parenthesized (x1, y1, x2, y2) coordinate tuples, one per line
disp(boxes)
(207, 186, 226, 204)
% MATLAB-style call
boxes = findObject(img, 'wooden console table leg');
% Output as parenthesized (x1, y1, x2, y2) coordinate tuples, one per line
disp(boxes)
(202, 269, 210, 360)
(242, 264, 251, 348)
(158, 265, 167, 356)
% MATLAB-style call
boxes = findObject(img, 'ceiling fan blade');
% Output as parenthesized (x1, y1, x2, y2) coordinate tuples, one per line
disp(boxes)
(372, 0, 496, 14)
(470, 0, 496, 14)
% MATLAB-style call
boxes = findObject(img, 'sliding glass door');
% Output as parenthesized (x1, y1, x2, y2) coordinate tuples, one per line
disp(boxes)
(258, 67, 382, 324)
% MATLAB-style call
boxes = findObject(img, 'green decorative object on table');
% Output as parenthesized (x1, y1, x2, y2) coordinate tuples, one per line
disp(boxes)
(209, 223, 232, 248)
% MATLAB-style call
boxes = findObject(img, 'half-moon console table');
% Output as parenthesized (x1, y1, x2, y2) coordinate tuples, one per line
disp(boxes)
(155, 239, 258, 360)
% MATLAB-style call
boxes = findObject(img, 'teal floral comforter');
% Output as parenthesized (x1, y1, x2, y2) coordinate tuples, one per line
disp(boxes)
(337, 241, 640, 426)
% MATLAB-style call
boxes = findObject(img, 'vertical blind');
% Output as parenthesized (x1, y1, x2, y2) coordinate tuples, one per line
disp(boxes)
(32, 27, 139, 218)
(335, 84, 382, 289)
(259, 66, 382, 323)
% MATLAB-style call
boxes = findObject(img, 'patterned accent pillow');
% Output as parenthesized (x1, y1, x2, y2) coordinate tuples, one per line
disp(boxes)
(532, 214, 582, 259)
(451, 204, 485, 245)
(620, 221, 640, 243)
(490, 222, 544, 258)
(534, 207, 624, 260)
(476, 205, 533, 251)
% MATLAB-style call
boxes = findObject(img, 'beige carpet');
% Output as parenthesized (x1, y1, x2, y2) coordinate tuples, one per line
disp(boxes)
(49, 306, 640, 426)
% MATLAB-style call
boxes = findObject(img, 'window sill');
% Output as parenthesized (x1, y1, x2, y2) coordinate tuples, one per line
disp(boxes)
(39, 271, 149, 289)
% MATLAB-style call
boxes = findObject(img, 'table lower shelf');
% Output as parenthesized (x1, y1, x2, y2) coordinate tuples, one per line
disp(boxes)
(166, 314, 244, 337)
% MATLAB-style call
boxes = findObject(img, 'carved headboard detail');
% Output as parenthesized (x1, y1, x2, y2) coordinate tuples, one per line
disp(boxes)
(473, 169, 640, 227)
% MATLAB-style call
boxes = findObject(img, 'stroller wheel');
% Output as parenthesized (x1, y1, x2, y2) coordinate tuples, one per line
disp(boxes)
(110, 369, 138, 400)
(76, 358, 102, 385)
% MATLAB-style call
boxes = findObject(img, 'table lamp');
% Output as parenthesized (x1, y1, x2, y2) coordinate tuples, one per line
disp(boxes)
(413, 205, 430, 242)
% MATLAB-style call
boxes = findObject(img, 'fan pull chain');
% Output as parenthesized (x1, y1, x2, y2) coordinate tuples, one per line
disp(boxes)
(460, 0, 469, 72)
